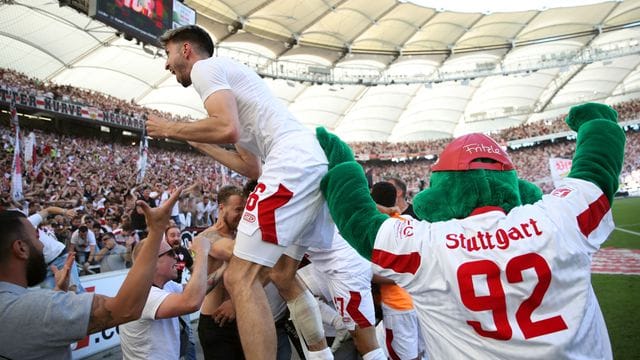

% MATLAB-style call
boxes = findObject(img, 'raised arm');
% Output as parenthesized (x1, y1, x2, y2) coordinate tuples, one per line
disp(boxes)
(565, 103, 625, 203)
(85, 187, 182, 334)
(316, 127, 388, 260)
(146, 90, 240, 144)
(154, 235, 211, 318)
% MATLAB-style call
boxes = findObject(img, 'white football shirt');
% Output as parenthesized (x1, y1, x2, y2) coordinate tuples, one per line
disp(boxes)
(372, 178, 613, 360)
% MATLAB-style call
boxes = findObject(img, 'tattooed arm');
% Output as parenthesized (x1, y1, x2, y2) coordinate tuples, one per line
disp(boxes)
(85, 187, 183, 334)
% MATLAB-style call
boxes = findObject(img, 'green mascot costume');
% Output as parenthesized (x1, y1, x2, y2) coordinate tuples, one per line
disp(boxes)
(316, 102, 624, 359)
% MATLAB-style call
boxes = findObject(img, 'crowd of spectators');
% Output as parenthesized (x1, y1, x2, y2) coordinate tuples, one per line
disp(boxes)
(0, 123, 243, 274)
(1, 67, 639, 275)
(349, 98, 640, 158)
(0, 68, 193, 123)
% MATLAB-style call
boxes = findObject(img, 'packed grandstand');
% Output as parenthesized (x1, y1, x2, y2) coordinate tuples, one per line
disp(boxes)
(1, 1, 640, 359)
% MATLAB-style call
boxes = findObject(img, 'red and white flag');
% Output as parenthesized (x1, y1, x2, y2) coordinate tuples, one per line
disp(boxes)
(10, 99, 23, 202)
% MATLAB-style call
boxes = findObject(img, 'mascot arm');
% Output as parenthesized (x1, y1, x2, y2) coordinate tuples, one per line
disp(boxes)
(320, 162, 388, 259)
(565, 103, 625, 204)
(316, 127, 388, 259)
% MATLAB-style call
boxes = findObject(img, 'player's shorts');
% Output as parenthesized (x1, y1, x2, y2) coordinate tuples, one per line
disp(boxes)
(298, 263, 375, 331)
(235, 135, 334, 267)
(378, 303, 422, 360)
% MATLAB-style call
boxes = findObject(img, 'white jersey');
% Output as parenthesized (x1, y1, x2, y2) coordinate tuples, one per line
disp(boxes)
(307, 228, 371, 277)
(191, 56, 314, 159)
(372, 178, 612, 360)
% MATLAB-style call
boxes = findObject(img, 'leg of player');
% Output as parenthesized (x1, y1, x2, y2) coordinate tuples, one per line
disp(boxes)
(271, 254, 332, 359)
(224, 255, 275, 360)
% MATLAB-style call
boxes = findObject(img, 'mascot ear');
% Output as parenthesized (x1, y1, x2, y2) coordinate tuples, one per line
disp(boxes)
(518, 179, 542, 205)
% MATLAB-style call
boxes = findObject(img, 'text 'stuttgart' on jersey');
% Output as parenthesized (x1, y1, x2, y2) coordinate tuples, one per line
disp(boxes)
(372, 178, 612, 360)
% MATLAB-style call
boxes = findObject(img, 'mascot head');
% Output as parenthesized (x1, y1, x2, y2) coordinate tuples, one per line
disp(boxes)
(413, 133, 542, 222)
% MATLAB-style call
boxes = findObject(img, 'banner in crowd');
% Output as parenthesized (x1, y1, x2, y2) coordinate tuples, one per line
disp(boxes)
(136, 126, 148, 184)
(549, 157, 572, 187)
(10, 98, 23, 202)
(0, 85, 144, 130)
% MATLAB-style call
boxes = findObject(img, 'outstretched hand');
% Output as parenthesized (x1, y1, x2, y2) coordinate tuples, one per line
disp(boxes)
(51, 251, 75, 292)
(137, 186, 183, 231)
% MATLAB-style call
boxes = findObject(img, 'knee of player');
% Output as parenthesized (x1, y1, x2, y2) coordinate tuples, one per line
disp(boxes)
(269, 268, 294, 290)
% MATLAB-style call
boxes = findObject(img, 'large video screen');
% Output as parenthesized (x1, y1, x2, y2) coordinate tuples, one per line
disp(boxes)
(94, 0, 173, 46)
(172, 0, 196, 29)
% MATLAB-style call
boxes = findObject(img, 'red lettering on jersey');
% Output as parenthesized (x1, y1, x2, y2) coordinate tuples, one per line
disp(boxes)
(445, 218, 543, 252)
(551, 187, 574, 198)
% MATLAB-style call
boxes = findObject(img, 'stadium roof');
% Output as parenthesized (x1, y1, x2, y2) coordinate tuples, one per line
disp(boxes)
(1, 0, 639, 142)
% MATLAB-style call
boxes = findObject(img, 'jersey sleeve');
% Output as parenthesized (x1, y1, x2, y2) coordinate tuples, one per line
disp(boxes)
(191, 59, 232, 103)
(537, 177, 614, 253)
(371, 217, 429, 289)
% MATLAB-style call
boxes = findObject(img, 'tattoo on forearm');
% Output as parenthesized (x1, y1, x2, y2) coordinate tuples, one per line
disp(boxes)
(87, 295, 116, 334)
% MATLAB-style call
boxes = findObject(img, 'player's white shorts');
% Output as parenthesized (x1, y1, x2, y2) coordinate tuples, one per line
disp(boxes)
(378, 303, 423, 360)
(298, 263, 375, 330)
(235, 135, 334, 267)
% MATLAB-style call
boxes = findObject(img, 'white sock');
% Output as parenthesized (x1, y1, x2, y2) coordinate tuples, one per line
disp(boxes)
(307, 347, 334, 360)
(362, 348, 386, 360)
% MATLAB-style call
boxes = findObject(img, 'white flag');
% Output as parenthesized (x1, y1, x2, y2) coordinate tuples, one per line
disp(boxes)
(549, 157, 572, 188)
(23, 132, 35, 172)
(136, 130, 148, 184)
(10, 99, 23, 202)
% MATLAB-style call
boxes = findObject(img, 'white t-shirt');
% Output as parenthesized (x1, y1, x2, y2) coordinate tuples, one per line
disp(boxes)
(70, 229, 97, 253)
(28, 213, 65, 263)
(371, 178, 612, 360)
(191, 56, 313, 159)
(160, 191, 179, 217)
(120, 281, 183, 360)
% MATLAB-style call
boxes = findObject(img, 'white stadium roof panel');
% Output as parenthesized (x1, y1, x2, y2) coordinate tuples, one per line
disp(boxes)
(1, 0, 639, 141)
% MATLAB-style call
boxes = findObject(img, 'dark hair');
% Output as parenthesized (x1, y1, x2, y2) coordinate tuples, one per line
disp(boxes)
(79, 225, 88, 233)
(164, 225, 180, 236)
(218, 185, 244, 205)
(159, 25, 214, 57)
(387, 177, 407, 197)
(370, 182, 397, 208)
(0, 210, 28, 263)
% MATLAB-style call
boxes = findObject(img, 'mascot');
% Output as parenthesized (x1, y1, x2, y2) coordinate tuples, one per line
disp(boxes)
(316, 102, 624, 359)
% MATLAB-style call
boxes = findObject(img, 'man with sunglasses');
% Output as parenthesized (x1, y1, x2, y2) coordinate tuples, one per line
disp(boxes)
(119, 229, 210, 359)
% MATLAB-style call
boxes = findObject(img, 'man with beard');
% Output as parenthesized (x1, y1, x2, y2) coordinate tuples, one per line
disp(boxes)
(197, 185, 245, 359)
(0, 187, 182, 360)
(165, 225, 194, 283)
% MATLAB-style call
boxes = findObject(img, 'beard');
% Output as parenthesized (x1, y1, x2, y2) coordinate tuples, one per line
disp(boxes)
(26, 243, 47, 287)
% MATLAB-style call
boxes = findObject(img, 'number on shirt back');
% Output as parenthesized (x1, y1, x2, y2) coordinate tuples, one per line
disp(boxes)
(456, 252, 568, 340)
